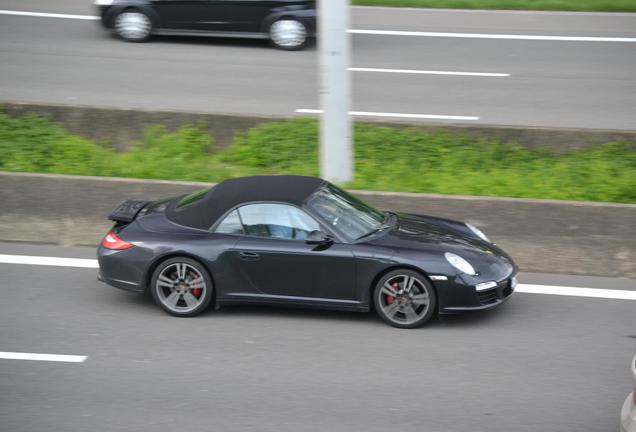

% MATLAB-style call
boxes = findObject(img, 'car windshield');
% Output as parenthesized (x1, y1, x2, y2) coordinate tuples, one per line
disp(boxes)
(306, 185, 387, 242)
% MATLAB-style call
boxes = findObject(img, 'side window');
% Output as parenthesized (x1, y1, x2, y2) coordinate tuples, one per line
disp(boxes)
(238, 203, 320, 240)
(215, 209, 244, 235)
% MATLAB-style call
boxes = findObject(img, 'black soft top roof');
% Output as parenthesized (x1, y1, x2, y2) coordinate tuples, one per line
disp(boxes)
(166, 175, 326, 230)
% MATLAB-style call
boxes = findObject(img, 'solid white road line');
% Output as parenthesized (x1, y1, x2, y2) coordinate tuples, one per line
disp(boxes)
(1, 253, 634, 301)
(515, 284, 636, 301)
(0, 351, 87, 363)
(0, 10, 99, 20)
(349, 67, 510, 77)
(1, 10, 634, 43)
(295, 109, 480, 121)
(0, 254, 99, 268)
(349, 29, 636, 43)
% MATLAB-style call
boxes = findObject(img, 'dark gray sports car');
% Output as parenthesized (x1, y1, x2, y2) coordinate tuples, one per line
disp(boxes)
(98, 175, 518, 328)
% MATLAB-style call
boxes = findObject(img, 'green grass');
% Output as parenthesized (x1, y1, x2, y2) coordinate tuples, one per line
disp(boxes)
(352, 0, 636, 12)
(1, 111, 635, 203)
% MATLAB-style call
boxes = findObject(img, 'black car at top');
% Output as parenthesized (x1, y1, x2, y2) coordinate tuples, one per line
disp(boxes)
(95, 0, 316, 50)
(98, 176, 518, 329)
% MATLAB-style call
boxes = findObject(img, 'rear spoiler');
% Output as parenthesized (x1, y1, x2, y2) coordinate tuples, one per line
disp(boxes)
(108, 200, 149, 223)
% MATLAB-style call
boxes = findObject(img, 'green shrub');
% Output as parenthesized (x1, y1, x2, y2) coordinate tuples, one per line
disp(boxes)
(0, 111, 634, 203)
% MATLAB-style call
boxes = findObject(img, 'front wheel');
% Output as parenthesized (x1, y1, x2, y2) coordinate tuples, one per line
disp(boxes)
(269, 18, 307, 50)
(150, 257, 213, 317)
(114, 9, 152, 42)
(373, 270, 437, 329)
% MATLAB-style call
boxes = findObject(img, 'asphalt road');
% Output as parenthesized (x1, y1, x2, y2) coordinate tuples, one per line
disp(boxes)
(1, 2, 636, 130)
(0, 241, 635, 432)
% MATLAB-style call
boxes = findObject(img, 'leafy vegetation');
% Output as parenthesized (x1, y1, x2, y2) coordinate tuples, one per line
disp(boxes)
(1, 112, 634, 203)
(352, 0, 636, 12)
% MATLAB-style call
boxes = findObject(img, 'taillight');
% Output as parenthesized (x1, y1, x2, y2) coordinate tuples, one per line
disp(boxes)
(101, 232, 134, 250)
(632, 388, 636, 405)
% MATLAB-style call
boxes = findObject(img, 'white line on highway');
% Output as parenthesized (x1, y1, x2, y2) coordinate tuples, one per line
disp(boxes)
(295, 109, 480, 121)
(0, 10, 99, 20)
(515, 284, 636, 301)
(349, 29, 636, 43)
(349, 67, 510, 77)
(0, 254, 99, 268)
(1, 254, 634, 301)
(1, 10, 634, 43)
(0, 351, 87, 363)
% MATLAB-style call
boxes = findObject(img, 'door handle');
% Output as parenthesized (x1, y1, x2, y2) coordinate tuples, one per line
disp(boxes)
(239, 251, 260, 261)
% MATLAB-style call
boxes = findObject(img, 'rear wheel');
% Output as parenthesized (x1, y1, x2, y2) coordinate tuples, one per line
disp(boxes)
(150, 257, 213, 317)
(114, 9, 152, 42)
(269, 18, 307, 50)
(373, 269, 436, 329)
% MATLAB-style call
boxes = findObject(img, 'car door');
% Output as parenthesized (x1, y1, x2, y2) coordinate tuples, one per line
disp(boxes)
(213, 0, 276, 33)
(151, 0, 227, 31)
(227, 203, 357, 301)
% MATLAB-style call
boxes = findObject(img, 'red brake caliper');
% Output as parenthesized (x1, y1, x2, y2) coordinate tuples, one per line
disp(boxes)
(386, 282, 399, 304)
(190, 275, 202, 298)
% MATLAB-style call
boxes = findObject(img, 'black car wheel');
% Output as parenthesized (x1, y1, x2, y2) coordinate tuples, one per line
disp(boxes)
(150, 257, 213, 317)
(114, 9, 152, 42)
(373, 270, 436, 329)
(269, 18, 307, 50)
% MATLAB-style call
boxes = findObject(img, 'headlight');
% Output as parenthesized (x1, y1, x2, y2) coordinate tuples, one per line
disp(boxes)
(466, 223, 489, 242)
(94, 0, 114, 5)
(444, 252, 477, 276)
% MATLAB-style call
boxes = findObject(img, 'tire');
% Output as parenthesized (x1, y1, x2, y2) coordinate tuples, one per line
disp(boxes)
(150, 257, 213, 317)
(373, 269, 437, 329)
(114, 9, 152, 42)
(268, 18, 307, 50)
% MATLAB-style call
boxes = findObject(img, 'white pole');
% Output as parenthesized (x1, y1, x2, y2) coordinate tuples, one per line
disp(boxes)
(319, 0, 353, 183)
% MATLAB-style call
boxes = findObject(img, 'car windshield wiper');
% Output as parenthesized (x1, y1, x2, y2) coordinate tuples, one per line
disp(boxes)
(355, 213, 396, 241)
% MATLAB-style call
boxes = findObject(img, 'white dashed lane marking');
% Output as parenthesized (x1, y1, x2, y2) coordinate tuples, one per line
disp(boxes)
(0, 351, 87, 363)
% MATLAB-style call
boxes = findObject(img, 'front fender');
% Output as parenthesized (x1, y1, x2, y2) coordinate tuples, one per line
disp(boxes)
(102, 1, 161, 29)
(261, 9, 317, 35)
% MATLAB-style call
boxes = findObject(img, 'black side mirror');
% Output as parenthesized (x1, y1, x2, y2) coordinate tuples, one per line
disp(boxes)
(305, 230, 333, 246)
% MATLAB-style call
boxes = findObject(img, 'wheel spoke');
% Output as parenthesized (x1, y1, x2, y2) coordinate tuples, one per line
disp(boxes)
(188, 277, 204, 289)
(404, 276, 415, 292)
(183, 293, 199, 308)
(411, 293, 429, 306)
(403, 304, 418, 322)
(383, 302, 401, 318)
(381, 283, 397, 297)
(176, 263, 186, 280)
(165, 291, 181, 306)
(158, 275, 175, 289)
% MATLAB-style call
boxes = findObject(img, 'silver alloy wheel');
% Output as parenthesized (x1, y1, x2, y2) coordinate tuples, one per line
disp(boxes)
(115, 11, 151, 41)
(378, 274, 431, 326)
(270, 19, 306, 48)
(155, 262, 207, 314)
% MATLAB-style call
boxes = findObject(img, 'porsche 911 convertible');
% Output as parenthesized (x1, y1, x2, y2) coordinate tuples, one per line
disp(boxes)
(98, 175, 518, 328)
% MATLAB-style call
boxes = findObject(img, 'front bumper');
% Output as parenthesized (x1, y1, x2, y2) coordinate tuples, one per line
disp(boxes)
(437, 273, 517, 314)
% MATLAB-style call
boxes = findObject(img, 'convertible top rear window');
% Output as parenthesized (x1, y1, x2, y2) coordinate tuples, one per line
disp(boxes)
(176, 189, 208, 210)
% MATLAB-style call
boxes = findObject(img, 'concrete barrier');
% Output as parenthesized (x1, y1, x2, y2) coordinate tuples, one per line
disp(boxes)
(4, 102, 636, 150)
(1, 171, 634, 278)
